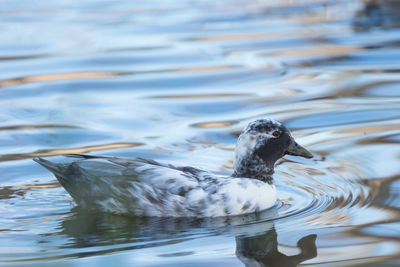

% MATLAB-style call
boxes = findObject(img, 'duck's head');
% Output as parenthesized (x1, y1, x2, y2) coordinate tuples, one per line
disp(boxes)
(233, 119, 312, 182)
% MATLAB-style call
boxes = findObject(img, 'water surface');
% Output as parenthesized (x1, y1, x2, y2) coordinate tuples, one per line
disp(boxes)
(1, 0, 400, 266)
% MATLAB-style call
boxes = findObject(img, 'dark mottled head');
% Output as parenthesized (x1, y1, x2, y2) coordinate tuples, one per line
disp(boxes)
(233, 119, 312, 182)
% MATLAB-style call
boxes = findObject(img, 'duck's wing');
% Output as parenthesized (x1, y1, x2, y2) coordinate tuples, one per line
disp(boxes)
(64, 153, 206, 178)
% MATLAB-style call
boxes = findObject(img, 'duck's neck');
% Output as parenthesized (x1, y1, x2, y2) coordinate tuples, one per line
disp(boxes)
(233, 154, 274, 184)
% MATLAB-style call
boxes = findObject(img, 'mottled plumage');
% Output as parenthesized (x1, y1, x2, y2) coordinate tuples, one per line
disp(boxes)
(34, 119, 312, 217)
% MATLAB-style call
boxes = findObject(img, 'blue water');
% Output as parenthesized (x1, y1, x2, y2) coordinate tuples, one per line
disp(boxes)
(1, 0, 400, 266)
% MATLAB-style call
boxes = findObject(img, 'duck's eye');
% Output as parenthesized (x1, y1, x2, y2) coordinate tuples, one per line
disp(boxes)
(272, 131, 280, 137)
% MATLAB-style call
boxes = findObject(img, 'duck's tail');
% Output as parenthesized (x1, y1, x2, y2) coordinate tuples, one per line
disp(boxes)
(33, 157, 70, 184)
(34, 157, 76, 193)
(33, 157, 57, 170)
(33, 157, 62, 173)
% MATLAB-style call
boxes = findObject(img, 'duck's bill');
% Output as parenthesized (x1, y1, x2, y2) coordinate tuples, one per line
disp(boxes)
(286, 141, 313, 159)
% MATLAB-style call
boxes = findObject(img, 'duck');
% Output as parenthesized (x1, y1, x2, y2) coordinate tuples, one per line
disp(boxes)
(33, 119, 312, 217)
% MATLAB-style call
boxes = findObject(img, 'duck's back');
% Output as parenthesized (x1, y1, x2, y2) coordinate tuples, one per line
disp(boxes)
(34, 155, 276, 217)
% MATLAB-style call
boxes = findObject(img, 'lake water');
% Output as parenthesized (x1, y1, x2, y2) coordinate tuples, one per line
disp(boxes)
(1, 0, 400, 266)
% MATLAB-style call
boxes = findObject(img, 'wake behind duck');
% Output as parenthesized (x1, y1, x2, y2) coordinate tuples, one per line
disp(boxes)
(34, 119, 312, 217)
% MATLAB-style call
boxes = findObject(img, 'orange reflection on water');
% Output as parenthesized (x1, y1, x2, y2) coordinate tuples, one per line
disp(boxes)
(269, 45, 362, 57)
(0, 124, 77, 131)
(11, 184, 59, 189)
(336, 124, 400, 135)
(174, 65, 235, 72)
(18, 214, 72, 227)
(0, 142, 142, 162)
(220, 160, 234, 171)
(0, 71, 122, 87)
(191, 121, 237, 128)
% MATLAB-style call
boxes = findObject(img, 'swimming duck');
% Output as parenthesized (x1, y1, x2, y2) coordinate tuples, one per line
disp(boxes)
(34, 119, 312, 217)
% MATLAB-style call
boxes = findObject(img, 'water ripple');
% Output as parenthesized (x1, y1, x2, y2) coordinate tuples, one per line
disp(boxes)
(1, 0, 400, 265)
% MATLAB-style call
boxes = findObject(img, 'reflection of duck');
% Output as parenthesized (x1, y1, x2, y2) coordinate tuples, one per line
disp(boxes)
(58, 208, 317, 266)
(236, 230, 317, 267)
(34, 119, 312, 217)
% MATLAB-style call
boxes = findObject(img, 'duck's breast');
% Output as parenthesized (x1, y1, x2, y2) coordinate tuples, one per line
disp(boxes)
(199, 178, 277, 217)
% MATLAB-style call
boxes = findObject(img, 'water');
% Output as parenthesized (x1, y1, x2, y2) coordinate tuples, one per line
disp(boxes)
(1, 0, 400, 266)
